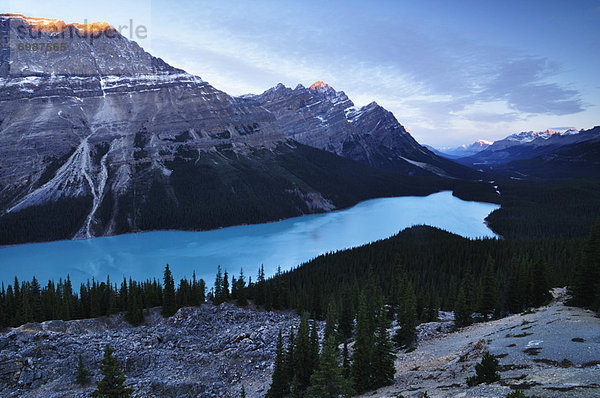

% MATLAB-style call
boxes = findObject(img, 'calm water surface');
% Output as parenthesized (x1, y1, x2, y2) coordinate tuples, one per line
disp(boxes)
(0, 191, 499, 287)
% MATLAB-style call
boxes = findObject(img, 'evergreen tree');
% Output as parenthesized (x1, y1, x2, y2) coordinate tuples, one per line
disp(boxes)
(214, 265, 224, 304)
(290, 376, 302, 398)
(231, 275, 238, 300)
(394, 281, 417, 349)
(308, 336, 353, 397)
(371, 307, 396, 388)
(197, 279, 206, 304)
(517, 257, 531, 310)
(531, 259, 551, 307)
(466, 352, 500, 386)
(240, 385, 246, 398)
(341, 341, 350, 379)
(30, 276, 42, 321)
(505, 259, 523, 314)
(338, 291, 354, 342)
(75, 354, 91, 386)
(479, 257, 497, 320)
(324, 301, 337, 341)
(223, 271, 230, 302)
(93, 345, 134, 397)
(285, 327, 295, 383)
(310, 319, 320, 371)
(191, 271, 206, 305)
(0, 284, 6, 330)
(19, 284, 33, 324)
(426, 293, 439, 322)
(161, 264, 176, 317)
(266, 330, 289, 398)
(255, 265, 266, 306)
(394, 277, 407, 322)
(454, 287, 471, 328)
(236, 268, 247, 307)
(462, 271, 476, 311)
(351, 295, 372, 392)
(125, 287, 144, 326)
(570, 220, 600, 309)
(294, 314, 313, 391)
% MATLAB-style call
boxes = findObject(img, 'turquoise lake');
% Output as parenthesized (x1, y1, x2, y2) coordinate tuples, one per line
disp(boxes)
(0, 191, 499, 288)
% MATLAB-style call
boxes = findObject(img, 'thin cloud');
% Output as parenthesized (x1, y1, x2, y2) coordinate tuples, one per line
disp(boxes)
(146, 1, 596, 145)
(478, 57, 584, 115)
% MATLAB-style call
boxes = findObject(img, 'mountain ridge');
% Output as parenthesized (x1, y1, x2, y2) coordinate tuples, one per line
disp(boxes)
(0, 14, 477, 245)
(244, 81, 480, 179)
(428, 139, 493, 159)
(456, 126, 600, 174)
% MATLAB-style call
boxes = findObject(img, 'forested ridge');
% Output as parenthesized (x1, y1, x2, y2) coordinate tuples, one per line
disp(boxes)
(251, 227, 579, 318)
(485, 178, 600, 239)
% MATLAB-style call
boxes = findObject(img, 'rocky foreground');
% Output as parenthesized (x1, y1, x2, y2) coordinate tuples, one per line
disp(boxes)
(0, 303, 303, 397)
(1, 289, 599, 397)
(369, 288, 600, 398)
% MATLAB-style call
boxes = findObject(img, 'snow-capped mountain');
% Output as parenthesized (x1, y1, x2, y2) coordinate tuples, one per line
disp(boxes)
(505, 129, 580, 144)
(431, 139, 493, 158)
(244, 81, 478, 178)
(456, 126, 600, 169)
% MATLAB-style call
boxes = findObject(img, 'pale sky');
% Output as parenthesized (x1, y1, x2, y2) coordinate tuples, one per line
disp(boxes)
(4, 0, 600, 147)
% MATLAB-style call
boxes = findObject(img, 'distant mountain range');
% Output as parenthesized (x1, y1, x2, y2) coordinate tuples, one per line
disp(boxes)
(453, 127, 600, 178)
(0, 14, 477, 245)
(427, 140, 493, 159)
(427, 127, 600, 179)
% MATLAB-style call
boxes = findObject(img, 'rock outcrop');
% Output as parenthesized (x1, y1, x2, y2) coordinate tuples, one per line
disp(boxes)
(364, 288, 600, 397)
(0, 303, 307, 397)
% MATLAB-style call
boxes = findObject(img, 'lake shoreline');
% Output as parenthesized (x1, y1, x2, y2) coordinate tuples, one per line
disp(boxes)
(0, 189, 501, 249)
(0, 191, 500, 288)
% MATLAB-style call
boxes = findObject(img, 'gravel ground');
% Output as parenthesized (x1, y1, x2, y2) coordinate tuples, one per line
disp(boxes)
(362, 288, 600, 398)
(0, 303, 305, 397)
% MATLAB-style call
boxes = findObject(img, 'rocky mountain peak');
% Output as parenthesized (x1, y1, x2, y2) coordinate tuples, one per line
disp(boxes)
(309, 80, 331, 91)
(1, 13, 116, 36)
(251, 80, 478, 178)
(0, 13, 178, 77)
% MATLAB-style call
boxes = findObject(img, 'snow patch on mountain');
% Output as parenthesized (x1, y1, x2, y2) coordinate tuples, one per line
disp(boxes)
(506, 129, 580, 143)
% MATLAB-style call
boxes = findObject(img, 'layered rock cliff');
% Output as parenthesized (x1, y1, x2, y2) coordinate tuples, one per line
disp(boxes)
(246, 81, 478, 178)
(0, 14, 466, 245)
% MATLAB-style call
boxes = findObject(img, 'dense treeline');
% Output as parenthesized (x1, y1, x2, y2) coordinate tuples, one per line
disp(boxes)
(0, 224, 596, 397)
(486, 178, 600, 239)
(130, 144, 451, 235)
(258, 222, 598, 396)
(0, 224, 588, 332)
(568, 220, 600, 312)
(0, 265, 205, 329)
(0, 196, 92, 245)
(267, 292, 395, 397)
(244, 226, 579, 322)
(3, 151, 598, 247)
